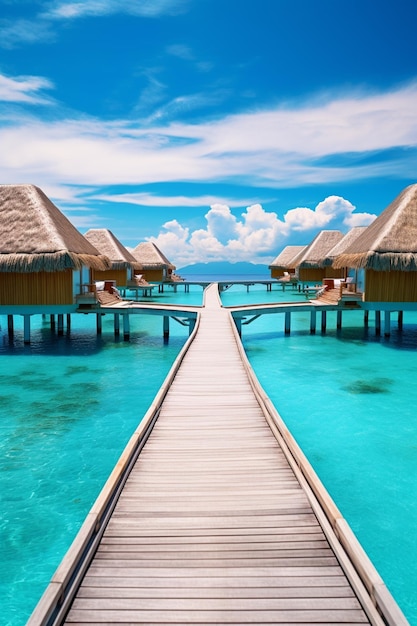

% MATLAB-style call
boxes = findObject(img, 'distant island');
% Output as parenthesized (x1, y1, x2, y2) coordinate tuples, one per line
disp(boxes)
(178, 261, 270, 280)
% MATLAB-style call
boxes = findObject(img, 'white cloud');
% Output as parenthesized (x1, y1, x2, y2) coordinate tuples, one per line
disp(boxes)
(0, 19, 56, 49)
(0, 1, 189, 48)
(166, 44, 194, 60)
(0, 72, 54, 104)
(1, 81, 416, 191)
(284, 196, 357, 231)
(42, 0, 189, 20)
(205, 204, 239, 244)
(148, 197, 375, 266)
(94, 192, 258, 208)
(344, 211, 376, 228)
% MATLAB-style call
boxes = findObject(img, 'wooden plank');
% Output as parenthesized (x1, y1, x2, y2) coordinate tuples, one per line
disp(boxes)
(60, 284, 375, 626)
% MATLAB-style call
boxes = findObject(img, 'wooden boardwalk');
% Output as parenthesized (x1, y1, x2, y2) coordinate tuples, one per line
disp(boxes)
(31, 284, 405, 625)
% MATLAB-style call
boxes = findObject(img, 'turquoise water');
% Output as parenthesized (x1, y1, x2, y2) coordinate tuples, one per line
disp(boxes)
(222, 283, 417, 625)
(0, 310, 190, 626)
(1, 280, 416, 625)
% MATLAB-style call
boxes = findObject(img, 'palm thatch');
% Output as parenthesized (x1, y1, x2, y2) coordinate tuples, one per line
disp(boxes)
(0, 184, 111, 272)
(269, 245, 307, 269)
(84, 229, 142, 271)
(320, 227, 368, 266)
(333, 184, 417, 271)
(132, 241, 176, 270)
(296, 230, 344, 269)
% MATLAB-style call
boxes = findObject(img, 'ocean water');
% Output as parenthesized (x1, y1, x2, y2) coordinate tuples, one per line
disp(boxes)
(1, 280, 416, 625)
(222, 282, 417, 624)
(0, 309, 190, 626)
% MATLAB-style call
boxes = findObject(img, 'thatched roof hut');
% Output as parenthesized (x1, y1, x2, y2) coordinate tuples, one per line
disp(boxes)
(132, 242, 176, 282)
(320, 227, 368, 267)
(132, 242, 175, 270)
(84, 229, 142, 271)
(296, 230, 344, 268)
(269, 245, 306, 270)
(0, 184, 110, 272)
(333, 184, 417, 271)
(295, 230, 344, 281)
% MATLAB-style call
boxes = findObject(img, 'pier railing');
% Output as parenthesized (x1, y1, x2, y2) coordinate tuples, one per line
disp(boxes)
(229, 312, 408, 626)
(27, 312, 201, 626)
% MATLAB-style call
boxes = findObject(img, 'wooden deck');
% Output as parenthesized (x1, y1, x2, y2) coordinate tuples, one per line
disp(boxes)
(30, 284, 406, 626)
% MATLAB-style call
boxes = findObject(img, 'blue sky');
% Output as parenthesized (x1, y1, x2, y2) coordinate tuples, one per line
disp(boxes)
(1, 0, 417, 267)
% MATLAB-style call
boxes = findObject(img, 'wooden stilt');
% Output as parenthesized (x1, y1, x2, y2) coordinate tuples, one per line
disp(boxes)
(364, 310, 369, 327)
(114, 313, 120, 336)
(123, 313, 130, 340)
(23, 314, 31, 344)
(66, 314, 71, 330)
(384, 310, 391, 337)
(284, 311, 291, 335)
(375, 310, 381, 335)
(310, 310, 316, 334)
(321, 310, 327, 333)
(337, 310, 342, 330)
(163, 315, 170, 339)
(96, 313, 102, 334)
(398, 310, 403, 330)
(57, 314, 64, 335)
(7, 315, 14, 337)
(50, 314, 56, 330)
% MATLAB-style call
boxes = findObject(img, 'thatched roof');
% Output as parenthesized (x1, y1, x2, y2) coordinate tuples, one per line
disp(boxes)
(0, 184, 111, 272)
(333, 184, 417, 271)
(296, 230, 344, 268)
(320, 226, 368, 266)
(269, 245, 307, 269)
(84, 229, 142, 271)
(132, 242, 176, 270)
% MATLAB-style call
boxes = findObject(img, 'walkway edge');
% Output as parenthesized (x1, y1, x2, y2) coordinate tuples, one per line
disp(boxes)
(228, 308, 409, 626)
(27, 311, 202, 626)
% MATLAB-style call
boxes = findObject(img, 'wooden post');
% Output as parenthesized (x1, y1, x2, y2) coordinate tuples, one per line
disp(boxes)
(163, 315, 170, 339)
(96, 313, 102, 334)
(50, 314, 56, 330)
(384, 311, 391, 337)
(284, 311, 291, 335)
(364, 310, 369, 327)
(310, 310, 316, 334)
(23, 314, 31, 344)
(123, 314, 130, 340)
(57, 314, 64, 335)
(7, 315, 14, 337)
(337, 310, 342, 330)
(66, 314, 71, 330)
(321, 311, 327, 333)
(114, 313, 120, 336)
(398, 310, 403, 330)
(375, 310, 381, 336)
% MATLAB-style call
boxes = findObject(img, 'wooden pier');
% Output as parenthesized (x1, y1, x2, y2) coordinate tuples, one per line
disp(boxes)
(29, 284, 407, 626)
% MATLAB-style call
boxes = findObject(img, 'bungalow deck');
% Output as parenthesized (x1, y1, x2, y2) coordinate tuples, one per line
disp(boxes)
(28, 284, 406, 626)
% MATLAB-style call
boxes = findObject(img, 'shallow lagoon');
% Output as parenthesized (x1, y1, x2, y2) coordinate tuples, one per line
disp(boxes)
(1, 280, 416, 625)
(222, 282, 417, 625)
(0, 310, 190, 626)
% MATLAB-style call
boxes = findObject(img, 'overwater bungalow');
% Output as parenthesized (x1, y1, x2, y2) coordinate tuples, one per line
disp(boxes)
(268, 245, 306, 279)
(83, 228, 142, 288)
(0, 184, 111, 310)
(0, 184, 112, 341)
(294, 229, 344, 283)
(333, 184, 417, 306)
(317, 226, 369, 292)
(132, 241, 178, 283)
